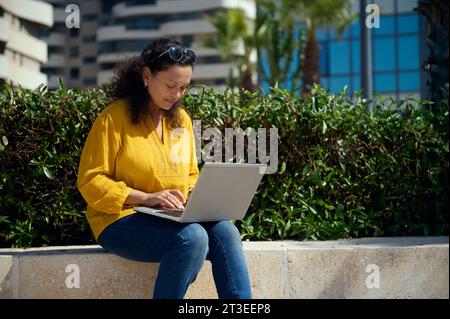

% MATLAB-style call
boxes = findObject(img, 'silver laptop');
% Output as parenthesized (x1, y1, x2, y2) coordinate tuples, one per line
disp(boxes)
(133, 162, 267, 222)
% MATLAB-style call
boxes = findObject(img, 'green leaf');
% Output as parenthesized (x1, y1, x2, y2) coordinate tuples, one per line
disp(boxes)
(336, 204, 344, 215)
(322, 120, 328, 134)
(284, 220, 291, 236)
(302, 165, 310, 176)
(43, 167, 55, 180)
(29, 159, 41, 167)
(280, 162, 286, 174)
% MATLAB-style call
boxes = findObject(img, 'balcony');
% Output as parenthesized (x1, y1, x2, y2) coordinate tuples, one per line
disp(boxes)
(0, 0, 53, 27)
(192, 62, 237, 80)
(7, 30, 48, 63)
(97, 18, 212, 43)
(0, 17, 7, 43)
(97, 25, 153, 42)
(1, 61, 48, 89)
(98, 52, 137, 64)
(113, 0, 223, 17)
(0, 55, 8, 78)
(43, 32, 65, 47)
(160, 19, 214, 36)
(46, 53, 65, 68)
(112, 0, 255, 18)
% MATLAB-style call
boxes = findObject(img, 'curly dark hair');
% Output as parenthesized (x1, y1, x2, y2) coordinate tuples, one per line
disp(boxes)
(108, 38, 195, 129)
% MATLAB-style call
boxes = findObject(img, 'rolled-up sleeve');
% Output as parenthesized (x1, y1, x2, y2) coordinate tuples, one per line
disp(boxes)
(77, 112, 132, 214)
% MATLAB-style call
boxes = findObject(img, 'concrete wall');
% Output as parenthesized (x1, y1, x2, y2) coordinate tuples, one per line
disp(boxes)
(0, 237, 448, 299)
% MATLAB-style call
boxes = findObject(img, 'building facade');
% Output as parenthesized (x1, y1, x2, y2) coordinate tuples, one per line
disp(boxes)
(319, 0, 426, 99)
(260, 0, 426, 100)
(0, 0, 53, 88)
(41, 0, 103, 89)
(5, 0, 422, 98)
(39, 0, 256, 90)
(97, 0, 256, 89)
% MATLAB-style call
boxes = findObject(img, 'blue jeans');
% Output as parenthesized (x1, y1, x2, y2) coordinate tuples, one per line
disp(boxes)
(97, 213, 252, 299)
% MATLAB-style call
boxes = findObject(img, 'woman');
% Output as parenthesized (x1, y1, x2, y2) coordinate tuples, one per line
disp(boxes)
(77, 38, 252, 299)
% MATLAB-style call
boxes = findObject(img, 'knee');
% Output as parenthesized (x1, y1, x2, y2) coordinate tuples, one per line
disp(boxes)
(178, 223, 209, 253)
(210, 221, 241, 243)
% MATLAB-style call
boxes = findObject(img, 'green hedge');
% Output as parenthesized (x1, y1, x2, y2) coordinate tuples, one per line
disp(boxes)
(0, 83, 448, 247)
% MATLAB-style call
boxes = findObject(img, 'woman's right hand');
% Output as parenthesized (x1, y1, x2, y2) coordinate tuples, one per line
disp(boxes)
(144, 189, 186, 209)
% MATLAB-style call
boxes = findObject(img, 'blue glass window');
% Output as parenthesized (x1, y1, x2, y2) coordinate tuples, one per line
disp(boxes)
(399, 71, 420, 91)
(316, 27, 328, 41)
(352, 40, 361, 73)
(288, 47, 301, 75)
(260, 50, 270, 80)
(330, 76, 350, 94)
(350, 20, 360, 39)
(319, 42, 329, 75)
(373, 16, 395, 37)
(329, 41, 351, 74)
(397, 0, 419, 14)
(375, 73, 397, 93)
(398, 14, 419, 34)
(374, 37, 395, 71)
(329, 25, 351, 40)
(352, 76, 361, 92)
(321, 77, 330, 89)
(398, 35, 419, 70)
(261, 81, 271, 94)
(374, 0, 395, 14)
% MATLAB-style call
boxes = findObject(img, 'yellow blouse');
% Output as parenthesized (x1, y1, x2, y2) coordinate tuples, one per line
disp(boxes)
(77, 98, 199, 240)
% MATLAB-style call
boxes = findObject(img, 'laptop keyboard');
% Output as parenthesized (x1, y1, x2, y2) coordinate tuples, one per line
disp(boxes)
(157, 208, 184, 217)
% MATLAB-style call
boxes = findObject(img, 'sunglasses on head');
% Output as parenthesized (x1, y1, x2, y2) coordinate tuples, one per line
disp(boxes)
(149, 47, 197, 65)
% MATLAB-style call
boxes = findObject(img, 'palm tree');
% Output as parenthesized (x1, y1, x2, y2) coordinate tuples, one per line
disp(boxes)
(202, 9, 256, 92)
(416, 0, 449, 106)
(255, 0, 303, 91)
(285, 0, 357, 97)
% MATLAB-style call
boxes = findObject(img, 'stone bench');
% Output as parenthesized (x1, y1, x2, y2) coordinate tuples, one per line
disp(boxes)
(0, 237, 448, 299)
